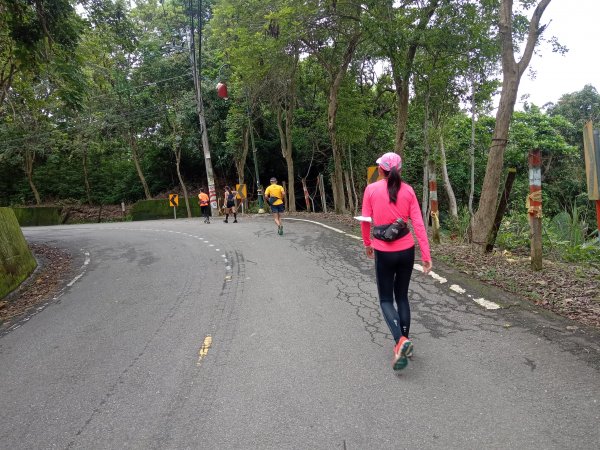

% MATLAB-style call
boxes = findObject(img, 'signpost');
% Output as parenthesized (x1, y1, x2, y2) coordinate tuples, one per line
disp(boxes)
(169, 194, 179, 219)
(583, 121, 600, 237)
(367, 166, 382, 184)
(235, 184, 247, 214)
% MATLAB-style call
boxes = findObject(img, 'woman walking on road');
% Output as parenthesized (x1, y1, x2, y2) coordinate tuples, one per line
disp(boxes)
(361, 152, 432, 371)
(223, 186, 238, 223)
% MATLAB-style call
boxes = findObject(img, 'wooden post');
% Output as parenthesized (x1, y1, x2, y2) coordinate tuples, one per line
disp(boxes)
(282, 181, 287, 208)
(319, 174, 327, 213)
(528, 149, 543, 270)
(301, 178, 311, 211)
(428, 166, 440, 244)
(486, 168, 517, 252)
(344, 170, 354, 213)
(595, 200, 600, 239)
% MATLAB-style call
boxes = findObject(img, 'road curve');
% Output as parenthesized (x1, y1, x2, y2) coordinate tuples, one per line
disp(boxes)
(0, 217, 598, 449)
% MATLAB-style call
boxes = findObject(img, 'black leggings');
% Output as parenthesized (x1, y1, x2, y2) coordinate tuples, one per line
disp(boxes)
(374, 246, 415, 343)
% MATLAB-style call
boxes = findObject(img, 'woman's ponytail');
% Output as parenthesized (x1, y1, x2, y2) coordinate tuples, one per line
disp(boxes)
(386, 168, 402, 203)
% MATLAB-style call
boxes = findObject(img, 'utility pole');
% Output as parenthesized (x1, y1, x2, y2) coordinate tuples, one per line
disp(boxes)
(188, 0, 218, 216)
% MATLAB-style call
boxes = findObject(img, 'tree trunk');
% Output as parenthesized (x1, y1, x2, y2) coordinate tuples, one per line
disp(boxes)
(421, 92, 431, 224)
(470, 0, 551, 247)
(468, 81, 476, 216)
(285, 53, 298, 212)
(130, 132, 151, 200)
(235, 126, 249, 186)
(393, 68, 410, 157)
(24, 149, 41, 205)
(330, 173, 339, 213)
(439, 133, 458, 220)
(326, 32, 360, 214)
(285, 104, 296, 212)
(0, 62, 15, 111)
(344, 170, 354, 213)
(348, 146, 359, 215)
(390, 1, 439, 156)
(301, 178, 311, 211)
(277, 105, 296, 212)
(82, 146, 92, 205)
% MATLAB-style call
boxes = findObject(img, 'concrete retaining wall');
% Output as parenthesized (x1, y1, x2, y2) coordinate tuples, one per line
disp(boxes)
(0, 208, 37, 298)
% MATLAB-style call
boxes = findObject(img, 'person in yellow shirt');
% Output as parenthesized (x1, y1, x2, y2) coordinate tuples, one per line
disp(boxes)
(264, 177, 285, 235)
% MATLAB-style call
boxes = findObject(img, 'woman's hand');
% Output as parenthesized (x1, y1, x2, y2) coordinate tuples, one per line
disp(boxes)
(422, 260, 432, 273)
(365, 246, 374, 259)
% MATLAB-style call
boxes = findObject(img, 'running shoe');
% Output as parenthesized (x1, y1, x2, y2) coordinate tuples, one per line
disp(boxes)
(278, 225, 283, 235)
(393, 337, 413, 371)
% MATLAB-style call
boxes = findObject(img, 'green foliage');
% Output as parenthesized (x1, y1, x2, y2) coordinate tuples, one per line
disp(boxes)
(495, 209, 600, 266)
(446, 207, 472, 242)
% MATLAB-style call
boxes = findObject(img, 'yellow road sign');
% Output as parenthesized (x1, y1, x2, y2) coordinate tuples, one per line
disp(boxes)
(367, 166, 382, 184)
(169, 194, 179, 207)
(235, 184, 247, 200)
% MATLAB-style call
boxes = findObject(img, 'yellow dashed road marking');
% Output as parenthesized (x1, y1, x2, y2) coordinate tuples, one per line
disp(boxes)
(197, 335, 213, 366)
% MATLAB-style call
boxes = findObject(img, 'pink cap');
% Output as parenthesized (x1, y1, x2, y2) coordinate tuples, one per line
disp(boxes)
(376, 152, 402, 171)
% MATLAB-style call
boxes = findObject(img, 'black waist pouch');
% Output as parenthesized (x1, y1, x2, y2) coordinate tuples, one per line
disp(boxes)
(373, 219, 410, 242)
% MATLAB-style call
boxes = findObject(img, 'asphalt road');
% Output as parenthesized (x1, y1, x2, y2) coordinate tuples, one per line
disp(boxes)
(1, 216, 599, 449)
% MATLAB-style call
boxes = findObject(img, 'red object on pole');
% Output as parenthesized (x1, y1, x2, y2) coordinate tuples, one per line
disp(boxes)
(216, 82, 228, 99)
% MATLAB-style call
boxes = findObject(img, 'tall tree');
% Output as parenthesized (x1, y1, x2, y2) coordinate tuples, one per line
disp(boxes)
(365, 0, 440, 157)
(299, 1, 362, 213)
(470, 0, 552, 247)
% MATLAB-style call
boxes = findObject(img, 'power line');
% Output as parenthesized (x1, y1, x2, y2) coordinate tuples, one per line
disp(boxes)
(80, 71, 194, 104)
(0, 103, 175, 148)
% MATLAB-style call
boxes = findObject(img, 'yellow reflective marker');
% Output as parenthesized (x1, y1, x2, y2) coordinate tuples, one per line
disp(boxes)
(235, 183, 247, 200)
(197, 335, 212, 366)
(367, 166, 383, 184)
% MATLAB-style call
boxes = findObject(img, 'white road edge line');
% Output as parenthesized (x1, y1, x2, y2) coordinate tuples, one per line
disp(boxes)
(284, 217, 501, 310)
(67, 251, 91, 287)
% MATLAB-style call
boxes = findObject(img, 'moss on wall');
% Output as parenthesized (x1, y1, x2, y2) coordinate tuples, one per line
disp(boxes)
(12, 207, 62, 226)
(130, 199, 202, 221)
(0, 208, 37, 298)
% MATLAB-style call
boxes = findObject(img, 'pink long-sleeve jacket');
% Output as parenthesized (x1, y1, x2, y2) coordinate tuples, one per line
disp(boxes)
(361, 179, 431, 261)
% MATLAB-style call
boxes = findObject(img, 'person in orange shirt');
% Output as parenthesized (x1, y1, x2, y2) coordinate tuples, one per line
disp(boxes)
(198, 188, 210, 223)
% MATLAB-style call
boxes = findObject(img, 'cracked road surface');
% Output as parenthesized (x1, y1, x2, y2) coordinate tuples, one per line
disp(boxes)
(1, 217, 599, 449)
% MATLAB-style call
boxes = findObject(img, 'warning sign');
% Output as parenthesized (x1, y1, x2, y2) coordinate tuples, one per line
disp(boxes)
(235, 184, 247, 201)
(169, 194, 179, 207)
(367, 166, 383, 184)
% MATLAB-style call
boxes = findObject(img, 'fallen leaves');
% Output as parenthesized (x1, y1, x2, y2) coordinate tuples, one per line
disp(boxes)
(0, 244, 72, 326)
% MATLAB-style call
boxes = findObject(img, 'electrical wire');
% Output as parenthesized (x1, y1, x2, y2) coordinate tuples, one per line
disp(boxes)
(0, 104, 175, 150)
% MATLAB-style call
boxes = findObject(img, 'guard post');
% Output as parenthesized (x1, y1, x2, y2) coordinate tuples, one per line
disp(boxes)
(528, 149, 542, 270)
(583, 121, 600, 238)
(169, 194, 179, 220)
(236, 184, 247, 214)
